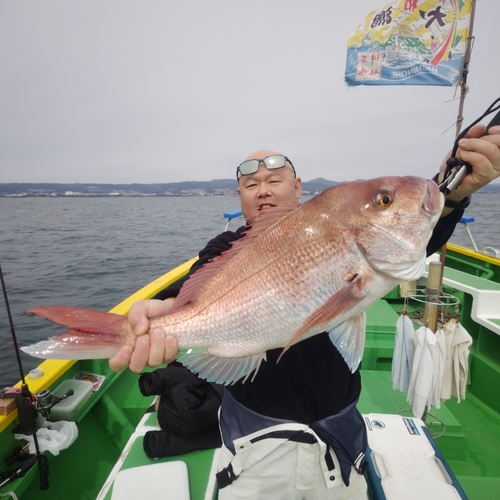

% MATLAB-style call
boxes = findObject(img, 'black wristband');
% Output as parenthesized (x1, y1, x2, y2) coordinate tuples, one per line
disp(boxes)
(444, 195, 471, 210)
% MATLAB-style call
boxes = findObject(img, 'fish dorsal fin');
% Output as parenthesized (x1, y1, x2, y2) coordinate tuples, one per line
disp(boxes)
(242, 204, 299, 234)
(278, 272, 369, 362)
(179, 351, 267, 385)
(169, 205, 298, 313)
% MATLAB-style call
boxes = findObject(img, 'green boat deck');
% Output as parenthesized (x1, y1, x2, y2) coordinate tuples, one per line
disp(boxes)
(99, 412, 217, 500)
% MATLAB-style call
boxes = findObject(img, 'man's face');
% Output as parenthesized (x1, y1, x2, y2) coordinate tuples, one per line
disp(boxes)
(237, 150, 302, 222)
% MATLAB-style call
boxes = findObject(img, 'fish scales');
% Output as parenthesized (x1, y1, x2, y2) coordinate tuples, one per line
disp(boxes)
(149, 179, 429, 355)
(154, 203, 341, 354)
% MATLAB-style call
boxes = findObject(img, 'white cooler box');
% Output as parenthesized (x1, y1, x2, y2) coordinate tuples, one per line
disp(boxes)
(363, 413, 467, 500)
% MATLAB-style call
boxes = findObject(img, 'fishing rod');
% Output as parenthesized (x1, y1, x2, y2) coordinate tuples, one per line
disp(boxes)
(453, 0, 477, 139)
(0, 263, 49, 491)
(0, 265, 27, 386)
(438, 97, 500, 195)
(432, 0, 498, 331)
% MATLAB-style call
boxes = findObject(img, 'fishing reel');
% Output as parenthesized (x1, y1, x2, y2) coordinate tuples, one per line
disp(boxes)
(34, 388, 74, 420)
(0, 386, 64, 491)
(0, 386, 74, 433)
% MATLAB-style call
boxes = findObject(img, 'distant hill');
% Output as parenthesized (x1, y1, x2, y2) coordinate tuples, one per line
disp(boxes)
(476, 183, 500, 194)
(0, 178, 498, 197)
(302, 178, 342, 193)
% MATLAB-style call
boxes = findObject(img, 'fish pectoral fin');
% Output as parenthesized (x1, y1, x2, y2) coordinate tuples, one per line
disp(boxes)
(327, 313, 366, 373)
(279, 273, 368, 361)
(179, 351, 267, 385)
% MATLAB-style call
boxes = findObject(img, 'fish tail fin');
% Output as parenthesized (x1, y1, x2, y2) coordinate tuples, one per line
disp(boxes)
(26, 306, 130, 336)
(23, 306, 135, 360)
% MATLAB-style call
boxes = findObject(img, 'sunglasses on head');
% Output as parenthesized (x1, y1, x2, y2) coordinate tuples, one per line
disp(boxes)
(236, 154, 295, 180)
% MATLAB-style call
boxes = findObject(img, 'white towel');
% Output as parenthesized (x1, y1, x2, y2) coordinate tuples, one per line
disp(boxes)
(392, 314, 415, 393)
(427, 328, 446, 410)
(440, 320, 472, 402)
(407, 326, 436, 419)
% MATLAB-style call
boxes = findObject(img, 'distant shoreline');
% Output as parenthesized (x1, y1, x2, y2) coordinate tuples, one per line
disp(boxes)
(0, 178, 341, 197)
(1, 192, 241, 198)
(1, 179, 499, 197)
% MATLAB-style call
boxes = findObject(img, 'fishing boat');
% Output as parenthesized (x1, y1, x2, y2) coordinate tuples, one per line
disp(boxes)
(1, 208, 499, 500)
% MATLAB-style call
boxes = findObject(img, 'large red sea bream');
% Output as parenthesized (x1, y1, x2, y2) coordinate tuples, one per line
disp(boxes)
(23, 176, 443, 384)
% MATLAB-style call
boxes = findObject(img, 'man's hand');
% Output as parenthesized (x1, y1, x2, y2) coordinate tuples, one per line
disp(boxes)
(109, 298, 179, 372)
(438, 124, 500, 216)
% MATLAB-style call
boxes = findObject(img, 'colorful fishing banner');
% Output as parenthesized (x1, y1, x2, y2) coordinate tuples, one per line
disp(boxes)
(345, 0, 472, 86)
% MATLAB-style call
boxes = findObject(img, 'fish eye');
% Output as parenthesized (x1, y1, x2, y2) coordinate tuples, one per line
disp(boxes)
(375, 191, 393, 207)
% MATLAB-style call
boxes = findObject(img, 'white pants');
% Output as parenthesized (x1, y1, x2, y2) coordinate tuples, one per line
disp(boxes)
(217, 433, 368, 500)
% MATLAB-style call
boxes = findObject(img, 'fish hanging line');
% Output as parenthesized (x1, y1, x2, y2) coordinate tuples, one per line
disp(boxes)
(439, 97, 500, 195)
(0, 263, 50, 490)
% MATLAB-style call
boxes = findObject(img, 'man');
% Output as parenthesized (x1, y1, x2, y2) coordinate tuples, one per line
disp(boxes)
(110, 123, 500, 498)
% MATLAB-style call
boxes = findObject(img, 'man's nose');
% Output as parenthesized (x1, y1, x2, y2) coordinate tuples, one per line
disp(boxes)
(257, 182, 271, 197)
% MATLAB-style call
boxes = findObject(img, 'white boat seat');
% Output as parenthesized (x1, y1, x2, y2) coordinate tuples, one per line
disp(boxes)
(111, 461, 190, 500)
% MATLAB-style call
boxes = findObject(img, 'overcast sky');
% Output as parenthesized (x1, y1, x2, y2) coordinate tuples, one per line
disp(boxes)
(1, 0, 499, 184)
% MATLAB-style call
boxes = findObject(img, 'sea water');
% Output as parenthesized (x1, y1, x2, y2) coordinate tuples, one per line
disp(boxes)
(0, 194, 499, 388)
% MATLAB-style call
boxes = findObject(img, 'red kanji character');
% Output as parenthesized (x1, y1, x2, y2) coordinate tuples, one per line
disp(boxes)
(404, 0, 418, 12)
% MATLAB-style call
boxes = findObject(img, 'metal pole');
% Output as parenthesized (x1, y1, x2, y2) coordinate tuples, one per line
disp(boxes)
(423, 261, 442, 333)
